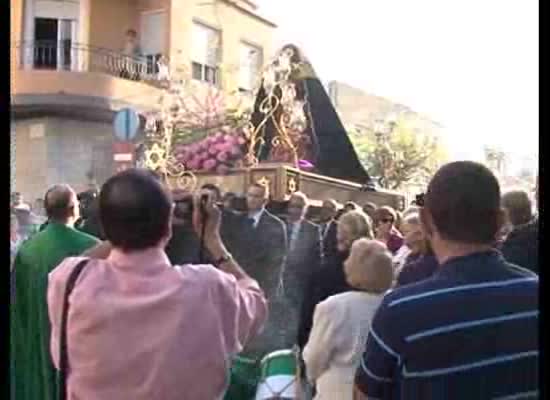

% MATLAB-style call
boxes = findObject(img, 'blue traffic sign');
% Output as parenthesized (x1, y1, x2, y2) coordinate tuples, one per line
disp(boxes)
(113, 108, 140, 141)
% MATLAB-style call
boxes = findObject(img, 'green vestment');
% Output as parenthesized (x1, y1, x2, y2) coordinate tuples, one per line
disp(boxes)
(10, 223, 99, 400)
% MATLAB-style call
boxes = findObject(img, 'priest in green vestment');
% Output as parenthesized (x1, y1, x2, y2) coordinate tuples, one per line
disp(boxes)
(11, 184, 99, 400)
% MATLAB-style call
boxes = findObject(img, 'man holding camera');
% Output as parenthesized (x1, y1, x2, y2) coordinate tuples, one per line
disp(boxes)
(47, 169, 268, 400)
(165, 183, 248, 265)
(164, 189, 203, 265)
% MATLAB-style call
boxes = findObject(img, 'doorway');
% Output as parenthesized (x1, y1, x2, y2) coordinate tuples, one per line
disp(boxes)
(33, 17, 75, 70)
(34, 18, 57, 68)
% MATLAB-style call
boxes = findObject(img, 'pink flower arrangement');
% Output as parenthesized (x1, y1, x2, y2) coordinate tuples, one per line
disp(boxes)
(203, 158, 217, 171)
(217, 152, 229, 162)
(173, 129, 247, 174)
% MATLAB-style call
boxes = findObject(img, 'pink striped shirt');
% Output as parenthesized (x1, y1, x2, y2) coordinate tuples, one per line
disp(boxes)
(48, 248, 267, 400)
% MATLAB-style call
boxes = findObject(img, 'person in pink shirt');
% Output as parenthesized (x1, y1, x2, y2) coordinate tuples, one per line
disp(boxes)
(47, 169, 268, 400)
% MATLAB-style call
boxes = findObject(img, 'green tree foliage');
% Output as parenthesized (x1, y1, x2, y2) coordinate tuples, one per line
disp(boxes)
(349, 117, 447, 190)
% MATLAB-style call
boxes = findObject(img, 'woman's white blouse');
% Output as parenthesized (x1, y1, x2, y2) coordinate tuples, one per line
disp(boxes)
(303, 291, 384, 400)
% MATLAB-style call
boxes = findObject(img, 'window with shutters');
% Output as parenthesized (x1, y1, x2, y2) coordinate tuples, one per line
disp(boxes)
(191, 22, 221, 86)
(239, 42, 263, 93)
(140, 11, 167, 75)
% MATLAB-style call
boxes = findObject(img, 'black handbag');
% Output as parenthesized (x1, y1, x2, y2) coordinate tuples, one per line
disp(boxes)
(57, 259, 89, 400)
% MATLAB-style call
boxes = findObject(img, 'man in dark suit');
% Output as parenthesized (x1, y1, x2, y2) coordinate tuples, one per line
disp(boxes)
(284, 192, 323, 309)
(500, 187, 538, 274)
(240, 182, 288, 356)
(282, 192, 323, 348)
(318, 199, 339, 260)
(242, 182, 287, 300)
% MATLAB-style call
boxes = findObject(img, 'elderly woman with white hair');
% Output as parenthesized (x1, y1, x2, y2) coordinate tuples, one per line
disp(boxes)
(303, 239, 394, 399)
(393, 213, 424, 272)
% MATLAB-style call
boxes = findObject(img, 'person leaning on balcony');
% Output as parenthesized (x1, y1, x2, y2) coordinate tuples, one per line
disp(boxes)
(47, 169, 268, 400)
(121, 29, 142, 80)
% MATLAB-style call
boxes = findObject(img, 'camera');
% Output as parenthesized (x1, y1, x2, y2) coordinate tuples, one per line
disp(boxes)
(173, 193, 212, 220)
(415, 193, 425, 207)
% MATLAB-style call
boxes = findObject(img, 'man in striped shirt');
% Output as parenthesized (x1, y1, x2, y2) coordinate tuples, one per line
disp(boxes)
(354, 161, 538, 399)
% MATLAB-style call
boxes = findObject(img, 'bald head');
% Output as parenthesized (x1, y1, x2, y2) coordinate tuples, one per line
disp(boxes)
(99, 169, 173, 251)
(344, 238, 394, 293)
(45, 184, 79, 223)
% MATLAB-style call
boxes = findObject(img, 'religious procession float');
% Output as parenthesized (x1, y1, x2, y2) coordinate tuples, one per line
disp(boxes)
(138, 44, 405, 212)
(132, 44, 405, 399)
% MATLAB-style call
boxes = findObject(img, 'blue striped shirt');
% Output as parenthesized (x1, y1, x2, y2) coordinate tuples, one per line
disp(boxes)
(355, 250, 538, 399)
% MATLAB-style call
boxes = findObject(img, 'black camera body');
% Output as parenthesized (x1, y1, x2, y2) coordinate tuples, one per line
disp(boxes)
(415, 193, 425, 207)
(173, 193, 212, 220)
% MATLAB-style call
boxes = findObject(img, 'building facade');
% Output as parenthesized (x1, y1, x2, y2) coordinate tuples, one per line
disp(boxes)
(328, 81, 445, 202)
(11, 0, 276, 200)
(328, 81, 442, 136)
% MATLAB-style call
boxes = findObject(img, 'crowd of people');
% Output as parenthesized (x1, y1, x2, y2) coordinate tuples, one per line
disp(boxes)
(10, 160, 538, 400)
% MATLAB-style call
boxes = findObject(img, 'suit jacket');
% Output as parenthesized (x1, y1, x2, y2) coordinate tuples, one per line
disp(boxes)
(500, 218, 539, 274)
(298, 250, 352, 349)
(240, 210, 288, 300)
(322, 220, 338, 261)
(395, 254, 439, 287)
(219, 209, 251, 265)
(283, 219, 323, 309)
(238, 210, 288, 356)
(165, 222, 201, 265)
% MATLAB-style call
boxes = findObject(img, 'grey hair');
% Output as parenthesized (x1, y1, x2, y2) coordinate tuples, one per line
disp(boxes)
(339, 210, 374, 239)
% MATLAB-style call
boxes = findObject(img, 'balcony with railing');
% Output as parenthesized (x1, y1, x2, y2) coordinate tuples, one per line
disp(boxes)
(12, 41, 166, 115)
(19, 41, 165, 79)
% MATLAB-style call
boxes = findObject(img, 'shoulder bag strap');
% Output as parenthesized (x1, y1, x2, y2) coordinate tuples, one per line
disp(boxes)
(58, 259, 89, 400)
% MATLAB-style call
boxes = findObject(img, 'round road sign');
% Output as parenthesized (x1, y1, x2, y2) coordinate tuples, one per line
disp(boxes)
(113, 108, 140, 141)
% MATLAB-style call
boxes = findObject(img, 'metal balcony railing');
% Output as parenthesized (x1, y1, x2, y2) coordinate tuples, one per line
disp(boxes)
(15, 41, 164, 84)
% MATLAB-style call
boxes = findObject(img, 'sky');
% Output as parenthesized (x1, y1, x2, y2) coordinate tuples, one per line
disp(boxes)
(258, 0, 538, 168)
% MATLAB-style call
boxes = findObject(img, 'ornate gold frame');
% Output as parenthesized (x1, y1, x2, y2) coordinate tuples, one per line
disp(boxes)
(142, 47, 307, 191)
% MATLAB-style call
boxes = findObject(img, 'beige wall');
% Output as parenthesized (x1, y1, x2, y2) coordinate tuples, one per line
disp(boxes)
(89, 0, 137, 51)
(12, 0, 275, 98)
(11, 0, 23, 95)
(89, 0, 171, 56)
(329, 81, 399, 131)
(171, 0, 275, 92)
(14, 120, 48, 201)
(329, 81, 442, 136)
(14, 118, 115, 201)
(14, 70, 164, 112)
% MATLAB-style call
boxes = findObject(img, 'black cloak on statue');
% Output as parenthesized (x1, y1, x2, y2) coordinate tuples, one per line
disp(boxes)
(251, 44, 370, 184)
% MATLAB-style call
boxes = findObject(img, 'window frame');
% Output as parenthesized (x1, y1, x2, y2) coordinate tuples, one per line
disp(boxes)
(238, 40, 263, 93)
(191, 20, 222, 86)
